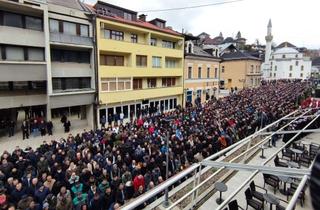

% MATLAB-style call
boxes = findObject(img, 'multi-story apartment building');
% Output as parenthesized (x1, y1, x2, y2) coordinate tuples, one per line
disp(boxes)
(220, 47, 262, 90)
(184, 35, 220, 105)
(94, 1, 184, 126)
(47, 0, 95, 130)
(0, 0, 49, 127)
(0, 0, 95, 134)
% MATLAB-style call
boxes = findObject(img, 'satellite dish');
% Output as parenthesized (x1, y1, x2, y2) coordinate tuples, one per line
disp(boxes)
(177, 40, 183, 46)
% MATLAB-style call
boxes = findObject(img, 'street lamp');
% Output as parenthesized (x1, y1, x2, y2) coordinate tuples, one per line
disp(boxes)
(161, 117, 174, 207)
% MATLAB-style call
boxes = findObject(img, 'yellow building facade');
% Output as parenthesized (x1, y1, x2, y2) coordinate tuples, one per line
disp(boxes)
(184, 41, 220, 105)
(220, 51, 262, 90)
(95, 2, 184, 125)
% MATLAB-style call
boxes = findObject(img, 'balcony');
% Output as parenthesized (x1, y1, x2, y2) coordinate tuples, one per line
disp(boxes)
(99, 66, 183, 77)
(99, 38, 183, 58)
(0, 26, 45, 47)
(99, 86, 183, 105)
(50, 33, 93, 47)
(51, 62, 93, 78)
(0, 63, 46, 82)
(0, 90, 46, 109)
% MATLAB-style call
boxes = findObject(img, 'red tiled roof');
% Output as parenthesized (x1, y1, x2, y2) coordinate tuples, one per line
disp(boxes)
(84, 3, 182, 37)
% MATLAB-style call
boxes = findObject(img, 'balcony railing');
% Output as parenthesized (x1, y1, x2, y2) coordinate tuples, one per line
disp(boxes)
(50, 33, 93, 46)
(100, 35, 183, 51)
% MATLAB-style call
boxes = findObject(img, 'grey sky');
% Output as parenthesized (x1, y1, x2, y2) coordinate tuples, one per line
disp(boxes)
(86, 0, 320, 49)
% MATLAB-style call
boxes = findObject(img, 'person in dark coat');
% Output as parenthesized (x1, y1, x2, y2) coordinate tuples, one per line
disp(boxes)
(21, 120, 29, 140)
(39, 120, 46, 136)
(10, 183, 25, 204)
(64, 120, 71, 133)
(46, 121, 53, 136)
(102, 187, 114, 210)
(8, 120, 15, 137)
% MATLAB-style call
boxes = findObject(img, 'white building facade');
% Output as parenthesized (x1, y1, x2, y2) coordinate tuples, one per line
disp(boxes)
(262, 20, 312, 80)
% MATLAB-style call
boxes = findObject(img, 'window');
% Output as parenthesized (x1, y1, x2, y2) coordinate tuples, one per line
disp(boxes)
(290, 65, 293, 71)
(295, 61, 299, 66)
(188, 67, 192, 79)
(147, 78, 157, 88)
(250, 65, 254, 73)
(6, 46, 24, 61)
(131, 34, 138, 43)
(102, 29, 124, 40)
(53, 77, 91, 91)
(300, 73, 303, 77)
(187, 43, 192, 53)
(3, 12, 23, 28)
(136, 55, 147, 67)
(289, 73, 292, 77)
(152, 56, 161, 68)
(270, 73, 272, 77)
(198, 67, 202, 78)
(25, 16, 42, 31)
(28, 48, 44, 61)
(133, 79, 143, 90)
(124, 12, 132, 21)
(100, 55, 124, 66)
(52, 49, 90, 63)
(150, 38, 157, 46)
(275, 66, 277, 71)
(162, 40, 175, 49)
(80, 25, 89, 37)
(162, 78, 176, 87)
(118, 78, 131, 91)
(49, 19, 59, 32)
(301, 65, 304, 71)
(165, 58, 177, 68)
(274, 73, 276, 77)
(63, 22, 77, 35)
(221, 66, 225, 73)
(282, 54, 286, 58)
(156, 21, 164, 28)
(214, 68, 218, 78)
(207, 67, 210, 78)
(14, 81, 28, 90)
(295, 54, 298, 58)
(101, 78, 116, 91)
(111, 30, 124, 40)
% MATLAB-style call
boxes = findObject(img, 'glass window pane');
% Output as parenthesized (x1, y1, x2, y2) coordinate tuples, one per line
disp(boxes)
(6, 46, 24, 61)
(63, 22, 77, 35)
(53, 79, 62, 90)
(3, 12, 22, 28)
(28, 48, 44, 61)
(80, 25, 89, 37)
(49, 19, 59, 33)
(26, 16, 42, 31)
(13, 81, 28, 90)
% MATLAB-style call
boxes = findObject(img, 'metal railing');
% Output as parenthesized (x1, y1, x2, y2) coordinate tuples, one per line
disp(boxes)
(122, 109, 312, 210)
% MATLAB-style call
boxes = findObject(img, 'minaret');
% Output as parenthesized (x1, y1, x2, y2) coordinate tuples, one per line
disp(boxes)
(265, 19, 273, 63)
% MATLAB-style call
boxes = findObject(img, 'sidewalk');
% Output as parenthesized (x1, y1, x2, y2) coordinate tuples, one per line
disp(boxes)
(0, 126, 91, 154)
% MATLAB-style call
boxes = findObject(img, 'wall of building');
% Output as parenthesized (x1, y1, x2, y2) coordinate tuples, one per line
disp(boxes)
(184, 57, 220, 104)
(220, 59, 262, 89)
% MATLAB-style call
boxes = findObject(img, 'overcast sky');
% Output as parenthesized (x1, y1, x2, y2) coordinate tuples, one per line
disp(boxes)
(86, 0, 320, 49)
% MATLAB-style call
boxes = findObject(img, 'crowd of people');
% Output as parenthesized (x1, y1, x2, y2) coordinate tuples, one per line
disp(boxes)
(0, 80, 312, 210)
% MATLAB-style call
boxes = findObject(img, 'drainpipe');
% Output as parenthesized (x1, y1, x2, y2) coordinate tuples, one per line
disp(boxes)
(87, 12, 98, 130)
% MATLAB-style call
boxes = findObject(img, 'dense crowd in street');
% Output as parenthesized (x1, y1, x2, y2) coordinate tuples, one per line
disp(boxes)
(0, 80, 311, 210)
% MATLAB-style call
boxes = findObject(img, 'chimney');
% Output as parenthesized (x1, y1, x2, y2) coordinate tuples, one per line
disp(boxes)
(139, 14, 147, 22)
(166, 26, 172, 30)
